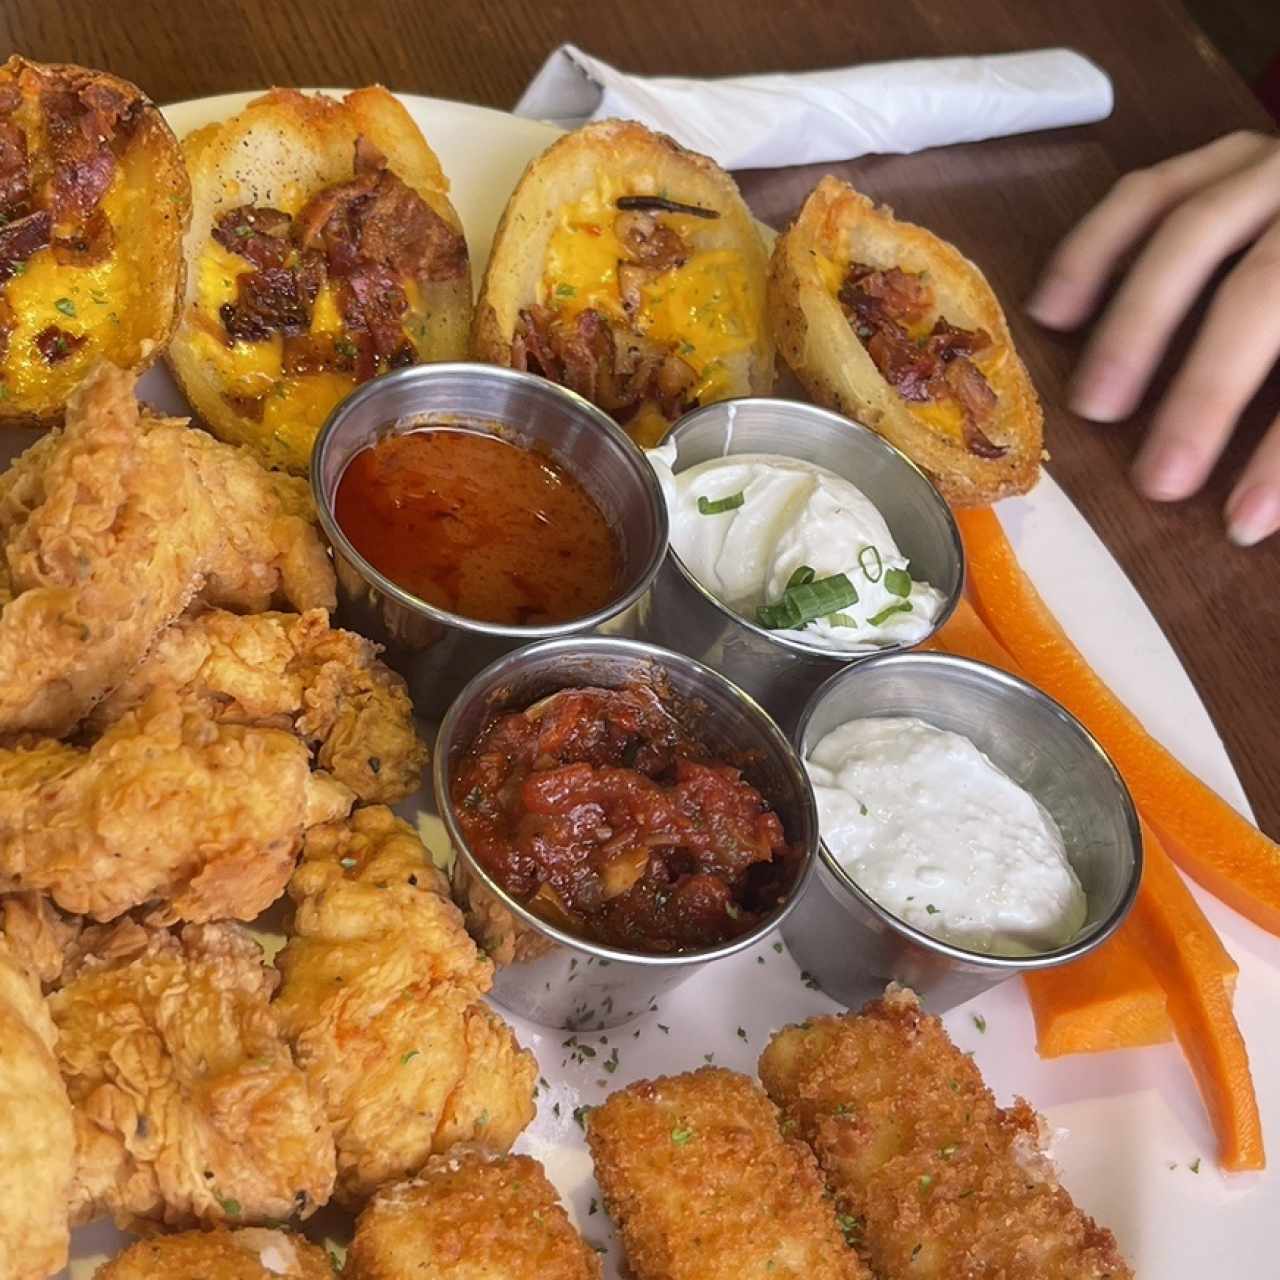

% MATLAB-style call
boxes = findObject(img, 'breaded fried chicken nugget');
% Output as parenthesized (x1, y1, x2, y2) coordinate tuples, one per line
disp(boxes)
(0, 363, 334, 738)
(758, 987, 1133, 1280)
(0, 688, 354, 924)
(51, 919, 335, 1230)
(94, 1227, 334, 1280)
(90, 608, 427, 804)
(0, 890, 79, 984)
(347, 1146, 601, 1280)
(0, 937, 74, 1280)
(274, 807, 537, 1205)
(587, 1067, 867, 1280)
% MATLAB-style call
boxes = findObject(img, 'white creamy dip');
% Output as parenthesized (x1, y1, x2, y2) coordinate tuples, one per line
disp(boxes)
(806, 716, 1087, 955)
(647, 446, 946, 652)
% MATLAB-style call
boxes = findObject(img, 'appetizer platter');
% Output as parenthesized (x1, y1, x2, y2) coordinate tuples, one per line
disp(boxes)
(0, 66, 1275, 1280)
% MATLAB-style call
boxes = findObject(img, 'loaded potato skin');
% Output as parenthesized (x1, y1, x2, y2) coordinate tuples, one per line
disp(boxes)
(472, 119, 773, 447)
(0, 56, 189, 426)
(769, 176, 1042, 505)
(168, 87, 470, 473)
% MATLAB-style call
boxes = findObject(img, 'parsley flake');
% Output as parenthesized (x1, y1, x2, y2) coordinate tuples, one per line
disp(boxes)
(837, 1213, 862, 1246)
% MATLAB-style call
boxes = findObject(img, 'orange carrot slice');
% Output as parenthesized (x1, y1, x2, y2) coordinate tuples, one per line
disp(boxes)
(944, 507, 1261, 1168)
(1023, 932, 1174, 1057)
(1129, 821, 1264, 1171)
(926, 597, 1021, 674)
(954, 505, 1280, 936)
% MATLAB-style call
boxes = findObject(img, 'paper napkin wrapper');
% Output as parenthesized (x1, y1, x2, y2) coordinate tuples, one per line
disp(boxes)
(516, 43, 1113, 168)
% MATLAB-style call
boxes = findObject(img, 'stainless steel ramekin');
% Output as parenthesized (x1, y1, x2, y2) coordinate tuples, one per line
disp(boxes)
(435, 635, 820, 1030)
(638, 397, 965, 734)
(311, 364, 669, 719)
(782, 650, 1142, 1012)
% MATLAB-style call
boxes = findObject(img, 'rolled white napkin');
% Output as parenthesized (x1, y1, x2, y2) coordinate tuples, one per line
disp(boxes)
(515, 43, 1113, 169)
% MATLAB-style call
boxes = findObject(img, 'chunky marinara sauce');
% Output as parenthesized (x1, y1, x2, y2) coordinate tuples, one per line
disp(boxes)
(451, 683, 800, 952)
(334, 427, 622, 626)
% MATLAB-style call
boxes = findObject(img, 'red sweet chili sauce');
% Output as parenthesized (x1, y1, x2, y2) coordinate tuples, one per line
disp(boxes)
(334, 426, 621, 626)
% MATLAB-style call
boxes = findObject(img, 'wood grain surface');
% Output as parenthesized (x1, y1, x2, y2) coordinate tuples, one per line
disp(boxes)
(2, 0, 1277, 834)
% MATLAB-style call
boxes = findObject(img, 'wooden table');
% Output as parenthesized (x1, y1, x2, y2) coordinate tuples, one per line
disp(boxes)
(5, 0, 1278, 834)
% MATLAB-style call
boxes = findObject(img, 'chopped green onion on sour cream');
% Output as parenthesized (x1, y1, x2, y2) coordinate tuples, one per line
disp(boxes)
(646, 446, 946, 653)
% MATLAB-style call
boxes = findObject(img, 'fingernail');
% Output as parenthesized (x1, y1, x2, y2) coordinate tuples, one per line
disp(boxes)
(1071, 355, 1135, 423)
(1131, 439, 1202, 501)
(1225, 485, 1280, 547)
(1025, 272, 1079, 328)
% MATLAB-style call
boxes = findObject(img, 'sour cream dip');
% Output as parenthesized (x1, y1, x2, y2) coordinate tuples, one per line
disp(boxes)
(647, 447, 946, 652)
(806, 715, 1087, 956)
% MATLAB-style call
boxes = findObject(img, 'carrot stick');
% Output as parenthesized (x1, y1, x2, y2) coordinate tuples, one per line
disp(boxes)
(929, 572, 1258, 1167)
(1128, 821, 1264, 1171)
(926, 597, 1021, 674)
(954, 505, 1280, 936)
(939, 508, 1261, 1169)
(1023, 932, 1174, 1057)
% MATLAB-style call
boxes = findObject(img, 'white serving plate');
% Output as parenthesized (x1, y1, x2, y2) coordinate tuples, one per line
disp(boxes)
(4, 90, 1269, 1276)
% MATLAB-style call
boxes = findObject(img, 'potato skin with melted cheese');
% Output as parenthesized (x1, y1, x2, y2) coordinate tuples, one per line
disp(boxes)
(471, 119, 773, 447)
(0, 56, 189, 427)
(769, 176, 1043, 506)
(167, 87, 470, 473)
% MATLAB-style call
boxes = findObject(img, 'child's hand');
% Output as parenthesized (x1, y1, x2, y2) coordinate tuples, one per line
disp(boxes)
(1027, 131, 1280, 546)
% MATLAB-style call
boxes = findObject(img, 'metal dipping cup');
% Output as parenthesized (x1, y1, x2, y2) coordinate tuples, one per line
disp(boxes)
(311, 364, 669, 720)
(783, 651, 1142, 1012)
(639, 397, 965, 735)
(435, 635, 820, 1031)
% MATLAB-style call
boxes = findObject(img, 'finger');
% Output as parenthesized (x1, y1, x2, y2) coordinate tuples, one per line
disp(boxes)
(1070, 153, 1280, 423)
(1027, 131, 1273, 330)
(1130, 216, 1280, 501)
(1225, 416, 1280, 546)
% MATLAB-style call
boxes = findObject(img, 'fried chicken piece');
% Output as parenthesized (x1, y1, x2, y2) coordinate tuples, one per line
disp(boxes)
(758, 987, 1134, 1280)
(0, 363, 335, 738)
(0, 937, 75, 1280)
(348, 1147, 601, 1280)
(0, 890, 80, 984)
(274, 807, 537, 1205)
(587, 1067, 867, 1280)
(51, 919, 336, 1230)
(90, 608, 427, 803)
(94, 1228, 334, 1280)
(0, 688, 354, 923)
(170, 417, 335, 616)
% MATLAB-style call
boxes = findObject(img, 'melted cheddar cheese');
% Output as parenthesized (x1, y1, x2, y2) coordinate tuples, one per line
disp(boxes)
(1, 175, 148, 403)
(541, 184, 763, 432)
(186, 224, 432, 459)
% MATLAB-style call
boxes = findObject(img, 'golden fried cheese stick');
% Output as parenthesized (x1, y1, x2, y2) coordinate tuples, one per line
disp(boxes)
(586, 1066, 867, 1280)
(758, 987, 1133, 1280)
(348, 1146, 601, 1280)
(94, 1228, 334, 1280)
